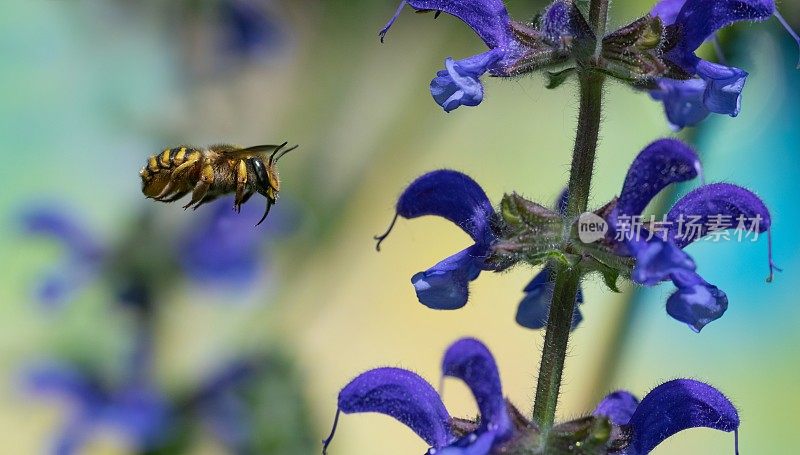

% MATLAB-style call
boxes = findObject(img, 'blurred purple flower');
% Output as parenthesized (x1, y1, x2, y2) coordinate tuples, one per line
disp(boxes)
(606, 138, 777, 331)
(21, 197, 297, 305)
(219, 0, 284, 59)
(178, 196, 296, 288)
(26, 362, 171, 454)
(20, 207, 104, 308)
(324, 337, 740, 454)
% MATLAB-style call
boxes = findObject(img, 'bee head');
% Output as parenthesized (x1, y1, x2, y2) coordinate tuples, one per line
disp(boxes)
(249, 157, 278, 202)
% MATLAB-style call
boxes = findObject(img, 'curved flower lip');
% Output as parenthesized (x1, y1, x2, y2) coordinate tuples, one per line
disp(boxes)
(665, 182, 779, 281)
(594, 379, 739, 455)
(667, 270, 729, 332)
(325, 338, 511, 454)
(332, 367, 452, 449)
(441, 338, 510, 439)
(379, 0, 512, 48)
(670, 0, 775, 57)
(615, 138, 702, 219)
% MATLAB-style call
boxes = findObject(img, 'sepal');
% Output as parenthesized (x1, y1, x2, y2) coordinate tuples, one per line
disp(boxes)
(490, 193, 564, 268)
(600, 15, 668, 82)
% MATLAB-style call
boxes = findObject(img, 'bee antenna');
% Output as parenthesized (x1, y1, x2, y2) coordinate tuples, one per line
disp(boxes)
(255, 199, 273, 226)
(273, 144, 299, 164)
(373, 212, 399, 252)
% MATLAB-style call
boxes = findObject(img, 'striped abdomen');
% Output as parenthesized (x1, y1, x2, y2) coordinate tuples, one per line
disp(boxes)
(140, 146, 202, 199)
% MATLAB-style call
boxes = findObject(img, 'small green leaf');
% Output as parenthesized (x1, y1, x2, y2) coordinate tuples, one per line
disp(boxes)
(546, 67, 577, 89)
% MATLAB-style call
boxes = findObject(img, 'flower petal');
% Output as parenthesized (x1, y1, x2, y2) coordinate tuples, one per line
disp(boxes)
(337, 367, 452, 448)
(430, 51, 501, 112)
(667, 270, 729, 332)
(627, 379, 739, 454)
(436, 431, 496, 455)
(650, 78, 711, 130)
(673, 0, 775, 54)
(650, 0, 686, 26)
(380, 0, 511, 48)
(616, 139, 702, 217)
(397, 170, 495, 244)
(442, 338, 510, 438)
(630, 238, 696, 286)
(20, 208, 102, 261)
(696, 60, 747, 117)
(666, 183, 770, 248)
(412, 247, 484, 310)
(26, 363, 103, 407)
(515, 268, 583, 330)
(593, 391, 640, 426)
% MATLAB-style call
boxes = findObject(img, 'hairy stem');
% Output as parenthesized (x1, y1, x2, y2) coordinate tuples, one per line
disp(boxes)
(589, 0, 609, 56)
(532, 71, 604, 428)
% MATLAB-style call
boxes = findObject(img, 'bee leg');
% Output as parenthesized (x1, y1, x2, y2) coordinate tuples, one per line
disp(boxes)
(234, 160, 248, 213)
(235, 190, 254, 213)
(183, 181, 211, 209)
(171, 158, 199, 179)
(154, 180, 178, 201)
(162, 191, 189, 203)
(182, 163, 214, 209)
(193, 193, 221, 210)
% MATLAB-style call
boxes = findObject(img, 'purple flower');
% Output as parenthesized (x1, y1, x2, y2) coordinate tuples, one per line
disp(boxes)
(20, 207, 104, 308)
(607, 138, 776, 331)
(648, 0, 799, 129)
(323, 338, 512, 454)
(379, 0, 581, 112)
(26, 362, 171, 454)
(219, 0, 283, 59)
(516, 266, 584, 330)
(188, 358, 265, 453)
(374, 170, 500, 310)
(178, 197, 292, 287)
(22, 198, 292, 306)
(323, 338, 740, 454)
(593, 379, 740, 455)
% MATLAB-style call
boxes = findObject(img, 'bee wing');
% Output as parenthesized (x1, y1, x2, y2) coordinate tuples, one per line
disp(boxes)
(221, 143, 288, 159)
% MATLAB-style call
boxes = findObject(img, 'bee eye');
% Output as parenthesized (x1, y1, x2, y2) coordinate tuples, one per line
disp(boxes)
(250, 158, 270, 188)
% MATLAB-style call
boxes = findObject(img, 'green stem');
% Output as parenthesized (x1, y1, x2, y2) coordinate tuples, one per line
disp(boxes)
(588, 0, 609, 56)
(532, 71, 604, 428)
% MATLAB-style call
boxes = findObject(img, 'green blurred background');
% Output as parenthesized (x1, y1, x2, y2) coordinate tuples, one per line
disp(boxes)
(1, 0, 798, 453)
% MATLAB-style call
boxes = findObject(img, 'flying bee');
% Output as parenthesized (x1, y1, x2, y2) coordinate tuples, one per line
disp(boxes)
(140, 142, 297, 226)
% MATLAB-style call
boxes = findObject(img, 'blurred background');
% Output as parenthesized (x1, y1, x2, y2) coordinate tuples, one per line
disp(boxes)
(1, 0, 798, 453)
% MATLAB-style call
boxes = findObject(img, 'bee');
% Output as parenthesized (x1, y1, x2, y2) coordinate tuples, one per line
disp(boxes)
(140, 142, 297, 226)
